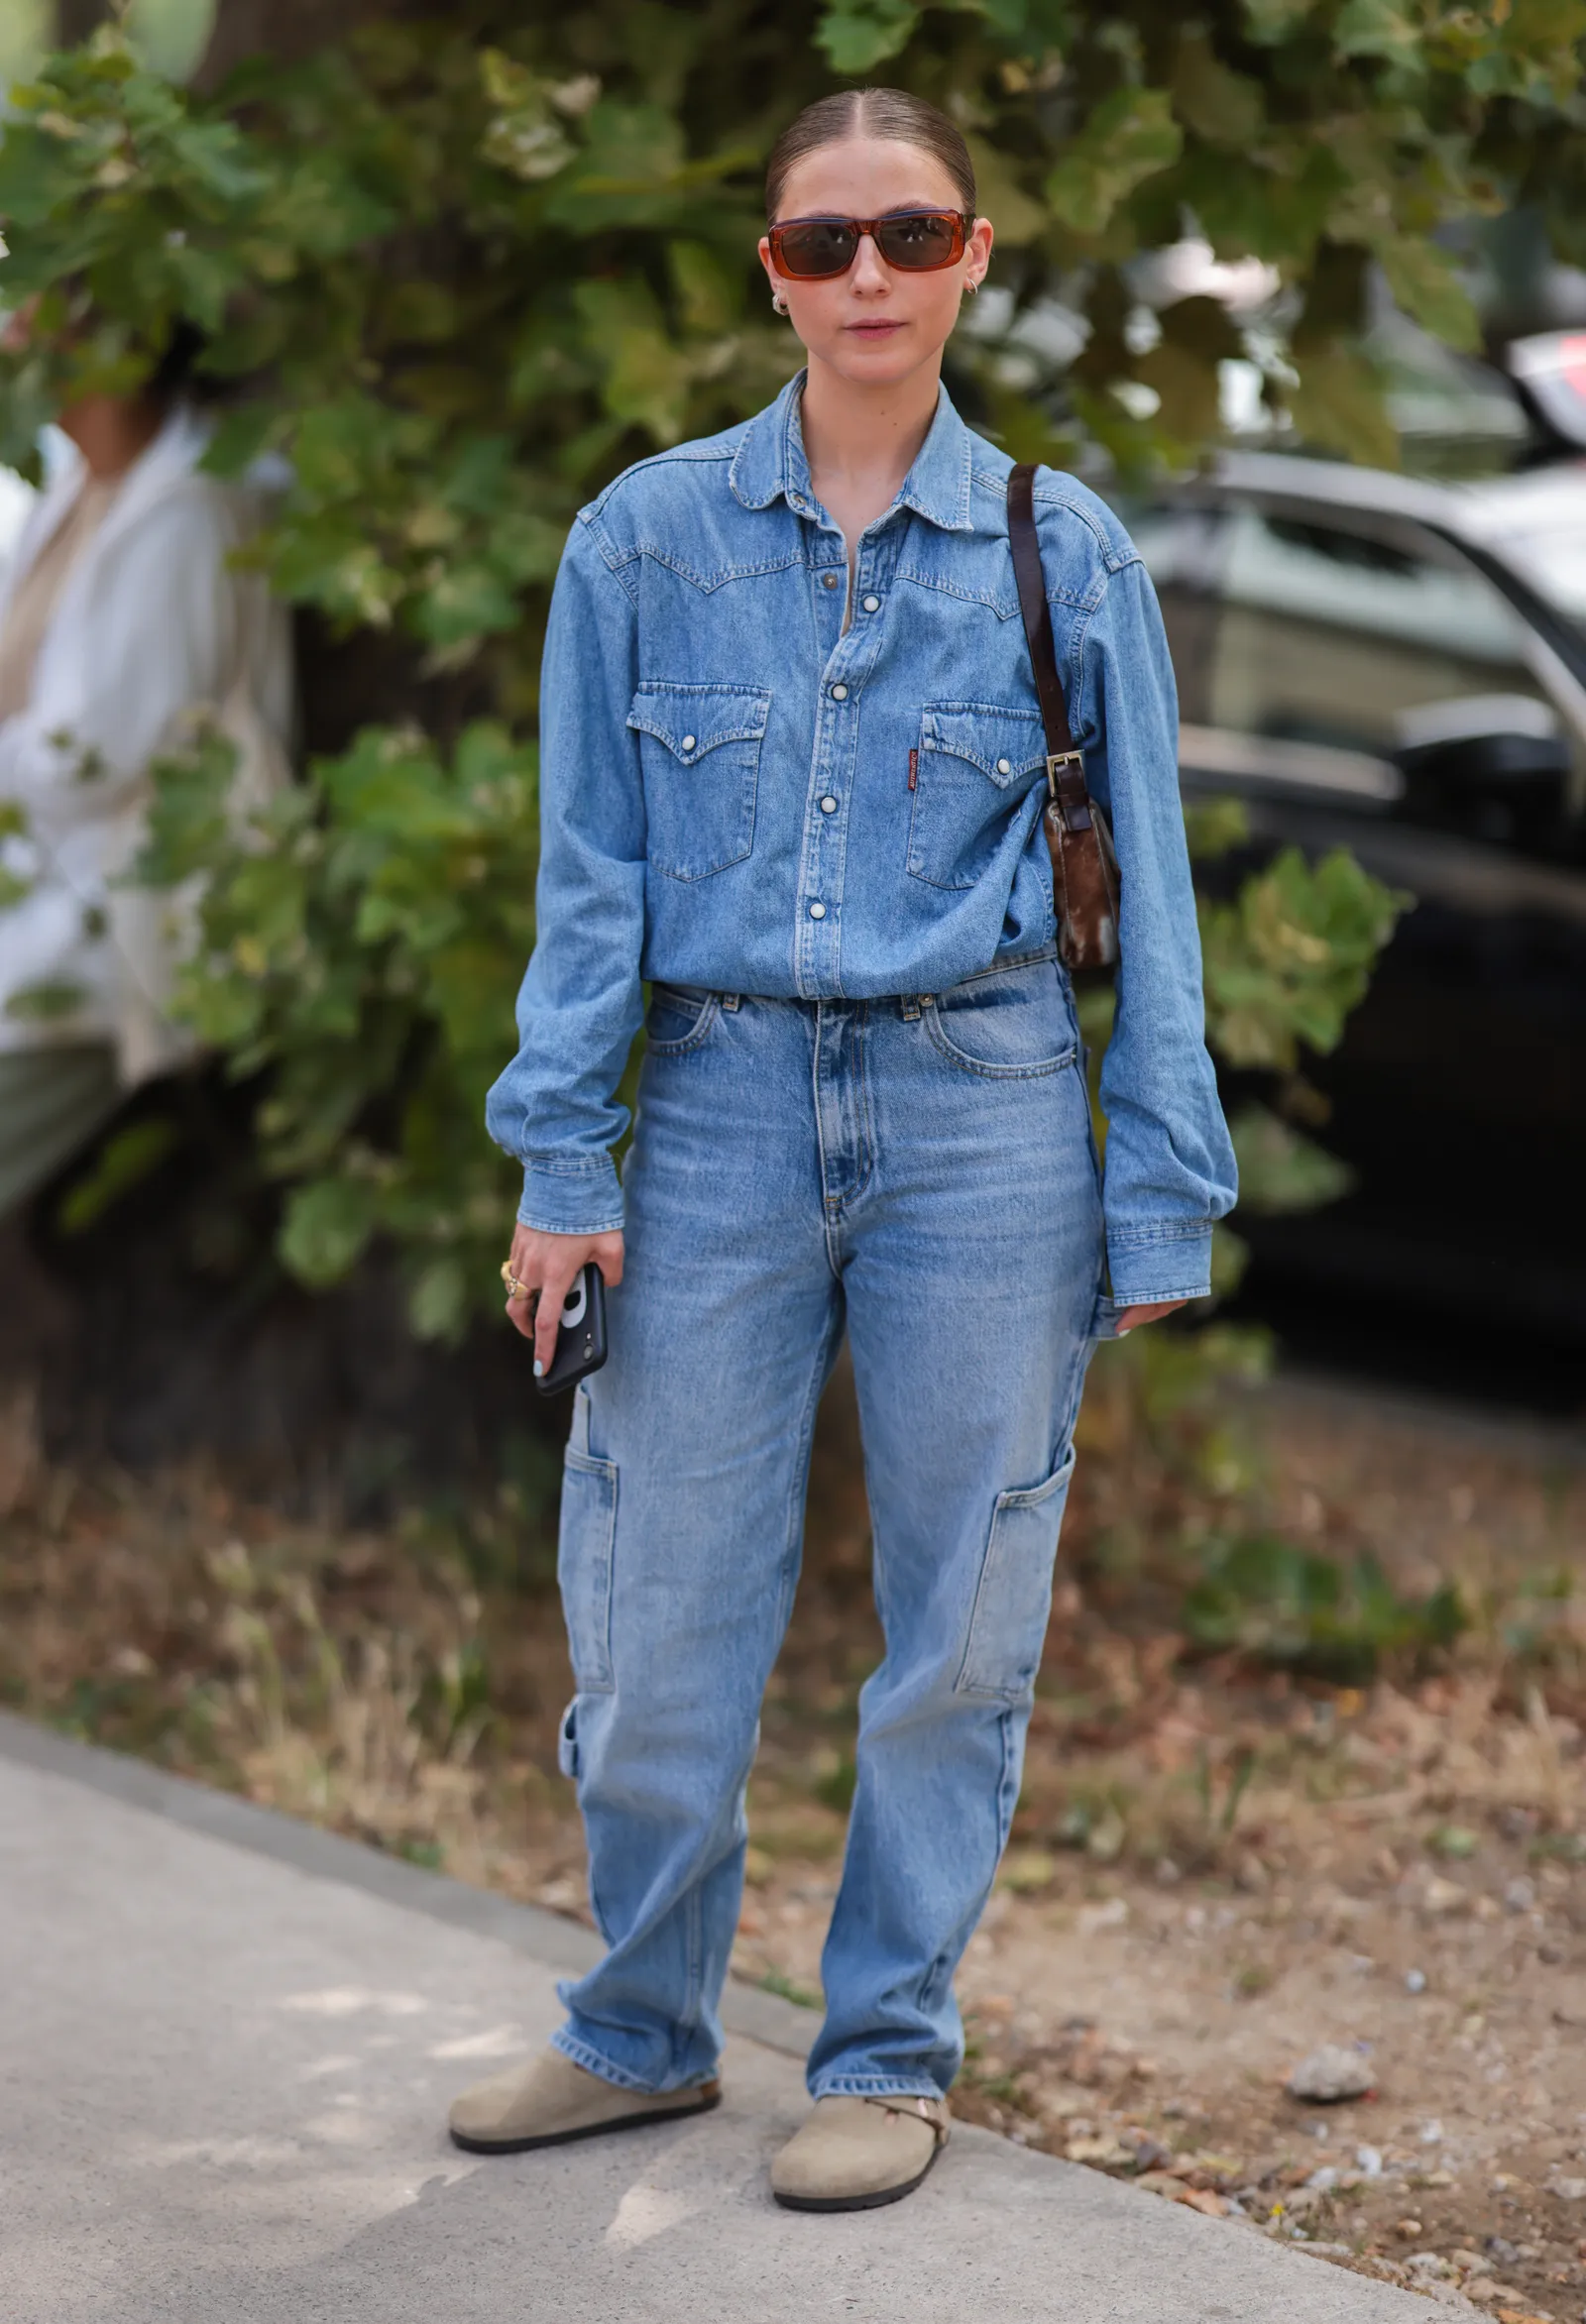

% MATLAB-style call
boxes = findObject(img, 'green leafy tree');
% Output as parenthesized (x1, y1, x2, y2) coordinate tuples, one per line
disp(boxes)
(3, 0, 1553, 1331)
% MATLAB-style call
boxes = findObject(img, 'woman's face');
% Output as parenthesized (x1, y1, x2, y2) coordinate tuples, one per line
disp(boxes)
(758, 138, 992, 390)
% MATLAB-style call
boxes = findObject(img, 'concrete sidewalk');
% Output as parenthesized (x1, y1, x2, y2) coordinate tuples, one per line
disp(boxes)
(0, 1715, 1450, 2323)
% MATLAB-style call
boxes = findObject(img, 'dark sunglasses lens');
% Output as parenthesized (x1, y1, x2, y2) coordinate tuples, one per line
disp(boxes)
(875, 213, 962, 270)
(775, 220, 857, 278)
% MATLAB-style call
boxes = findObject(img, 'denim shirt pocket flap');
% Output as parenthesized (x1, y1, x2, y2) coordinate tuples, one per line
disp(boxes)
(955, 1445, 1077, 1703)
(921, 703, 1047, 788)
(627, 684, 768, 880)
(627, 684, 771, 765)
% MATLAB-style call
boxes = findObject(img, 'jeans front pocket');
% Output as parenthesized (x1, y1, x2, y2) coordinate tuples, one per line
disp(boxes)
(955, 1446, 1076, 1702)
(1088, 1292, 1122, 1341)
(908, 701, 1046, 891)
(627, 682, 768, 881)
(925, 956, 1076, 1079)
(558, 1446, 618, 1693)
(645, 984, 721, 1055)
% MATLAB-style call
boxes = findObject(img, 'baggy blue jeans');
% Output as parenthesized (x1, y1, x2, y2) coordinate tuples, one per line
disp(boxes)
(549, 947, 1110, 2102)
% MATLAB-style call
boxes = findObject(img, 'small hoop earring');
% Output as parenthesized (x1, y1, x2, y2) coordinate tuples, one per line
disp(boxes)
(965, 279, 979, 296)
(771, 290, 788, 316)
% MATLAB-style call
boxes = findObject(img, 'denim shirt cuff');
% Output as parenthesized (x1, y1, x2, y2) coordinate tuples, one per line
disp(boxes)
(517, 1156, 625, 1237)
(1106, 1223, 1213, 1307)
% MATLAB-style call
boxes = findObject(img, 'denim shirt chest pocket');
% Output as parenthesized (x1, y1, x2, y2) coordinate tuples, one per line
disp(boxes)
(627, 681, 770, 881)
(907, 702, 1048, 891)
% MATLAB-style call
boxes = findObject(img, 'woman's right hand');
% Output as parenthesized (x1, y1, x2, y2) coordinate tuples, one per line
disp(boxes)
(505, 1222, 624, 1376)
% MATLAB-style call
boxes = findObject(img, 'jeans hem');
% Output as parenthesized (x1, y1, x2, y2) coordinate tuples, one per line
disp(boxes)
(550, 2026, 717, 2095)
(810, 2074, 947, 2101)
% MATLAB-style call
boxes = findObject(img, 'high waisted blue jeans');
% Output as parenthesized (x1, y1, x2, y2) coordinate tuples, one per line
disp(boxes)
(550, 946, 1110, 2102)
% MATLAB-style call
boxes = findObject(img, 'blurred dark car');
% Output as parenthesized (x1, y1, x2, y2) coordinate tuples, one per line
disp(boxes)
(1126, 451, 1586, 1348)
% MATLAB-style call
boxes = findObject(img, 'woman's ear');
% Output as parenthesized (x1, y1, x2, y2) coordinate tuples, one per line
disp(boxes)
(965, 214, 994, 293)
(757, 235, 790, 317)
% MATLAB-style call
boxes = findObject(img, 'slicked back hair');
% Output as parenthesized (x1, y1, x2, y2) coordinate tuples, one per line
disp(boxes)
(765, 88, 976, 221)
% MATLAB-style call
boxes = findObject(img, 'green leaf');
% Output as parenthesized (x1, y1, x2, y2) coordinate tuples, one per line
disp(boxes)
(1374, 237, 1480, 351)
(1201, 845, 1412, 1071)
(1240, 0, 1316, 39)
(575, 276, 693, 444)
(1185, 797, 1251, 860)
(1227, 1101, 1353, 1216)
(1286, 343, 1401, 468)
(1172, 31, 1264, 147)
(964, 136, 1048, 248)
(1045, 88, 1184, 236)
(480, 49, 579, 183)
(279, 1175, 379, 1286)
(815, 0, 921, 72)
(56, 1117, 179, 1235)
(1184, 1536, 1466, 1682)
(1333, 0, 1421, 66)
(408, 1254, 470, 1341)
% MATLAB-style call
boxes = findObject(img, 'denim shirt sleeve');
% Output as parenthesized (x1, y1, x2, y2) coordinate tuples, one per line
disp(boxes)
(484, 516, 643, 1235)
(1070, 551, 1238, 1304)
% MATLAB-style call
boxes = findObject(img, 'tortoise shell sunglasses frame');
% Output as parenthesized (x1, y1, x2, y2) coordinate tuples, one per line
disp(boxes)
(766, 208, 971, 280)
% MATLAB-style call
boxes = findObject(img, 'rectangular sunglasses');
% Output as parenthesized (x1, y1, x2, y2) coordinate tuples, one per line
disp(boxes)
(767, 208, 969, 280)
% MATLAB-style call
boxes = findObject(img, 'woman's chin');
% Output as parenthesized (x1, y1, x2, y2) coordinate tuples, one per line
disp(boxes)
(814, 329, 940, 387)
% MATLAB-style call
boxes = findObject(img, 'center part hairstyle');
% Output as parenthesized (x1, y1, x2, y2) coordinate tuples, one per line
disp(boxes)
(764, 88, 977, 221)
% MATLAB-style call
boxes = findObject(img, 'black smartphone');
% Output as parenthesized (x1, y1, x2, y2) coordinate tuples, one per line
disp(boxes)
(533, 1263, 609, 1398)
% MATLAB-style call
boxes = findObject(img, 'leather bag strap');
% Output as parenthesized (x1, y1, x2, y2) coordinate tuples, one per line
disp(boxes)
(1007, 461, 1092, 833)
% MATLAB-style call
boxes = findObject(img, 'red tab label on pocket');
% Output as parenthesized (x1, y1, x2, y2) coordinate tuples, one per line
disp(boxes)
(908, 747, 918, 792)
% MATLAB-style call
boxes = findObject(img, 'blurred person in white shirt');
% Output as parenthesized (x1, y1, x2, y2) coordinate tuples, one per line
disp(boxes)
(0, 319, 292, 1217)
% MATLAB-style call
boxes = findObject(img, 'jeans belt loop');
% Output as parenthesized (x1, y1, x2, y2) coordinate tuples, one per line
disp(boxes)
(719, 992, 740, 1013)
(900, 995, 922, 1022)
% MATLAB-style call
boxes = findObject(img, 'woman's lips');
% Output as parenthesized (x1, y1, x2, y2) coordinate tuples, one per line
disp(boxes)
(846, 319, 904, 337)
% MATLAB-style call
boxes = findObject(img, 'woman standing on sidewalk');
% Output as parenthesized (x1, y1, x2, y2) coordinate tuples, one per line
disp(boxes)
(452, 86, 1236, 2211)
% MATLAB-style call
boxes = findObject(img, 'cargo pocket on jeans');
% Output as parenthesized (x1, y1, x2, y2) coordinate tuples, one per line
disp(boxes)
(558, 1447, 618, 1694)
(955, 1447, 1077, 1702)
(557, 1699, 580, 1780)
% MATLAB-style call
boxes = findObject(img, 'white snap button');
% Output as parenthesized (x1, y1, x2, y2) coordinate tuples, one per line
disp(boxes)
(808, 901, 826, 919)
(821, 573, 840, 589)
(862, 595, 879, 613)
(997, 757, 1011, 775)
(821, 796, 838, 813)
(681, 733, 697, 752)
(830, 683, 848, 701)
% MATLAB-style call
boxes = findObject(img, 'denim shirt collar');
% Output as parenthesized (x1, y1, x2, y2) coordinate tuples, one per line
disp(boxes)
(729, 371, 974, 533)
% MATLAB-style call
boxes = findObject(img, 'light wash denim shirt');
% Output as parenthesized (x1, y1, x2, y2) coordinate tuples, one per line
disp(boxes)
(487, 375, 1236, 1304)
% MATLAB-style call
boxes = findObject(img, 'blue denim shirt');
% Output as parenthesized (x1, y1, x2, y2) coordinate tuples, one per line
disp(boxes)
(487, 375, 1236, 1304)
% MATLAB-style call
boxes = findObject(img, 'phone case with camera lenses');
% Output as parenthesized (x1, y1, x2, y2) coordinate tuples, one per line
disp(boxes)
(534, 1263, 609, 1397)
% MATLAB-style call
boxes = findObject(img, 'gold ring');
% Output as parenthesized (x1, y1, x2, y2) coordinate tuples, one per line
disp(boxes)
(500, 1260, 527, 1300)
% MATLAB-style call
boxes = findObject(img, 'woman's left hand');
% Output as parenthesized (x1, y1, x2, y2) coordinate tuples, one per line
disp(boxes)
(1115, 1298, 1189, 1336)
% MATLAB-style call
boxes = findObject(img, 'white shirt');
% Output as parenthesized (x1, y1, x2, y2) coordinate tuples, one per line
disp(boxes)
(0, 406, 293, 1082)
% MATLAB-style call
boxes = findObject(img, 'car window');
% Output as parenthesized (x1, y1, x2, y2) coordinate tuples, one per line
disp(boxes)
(1208, 507, 1548, 758)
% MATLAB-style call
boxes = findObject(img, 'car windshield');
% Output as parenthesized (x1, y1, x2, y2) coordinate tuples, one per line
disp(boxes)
(1454, 465, 1586, 634)
(1494, 525, 1586, 628)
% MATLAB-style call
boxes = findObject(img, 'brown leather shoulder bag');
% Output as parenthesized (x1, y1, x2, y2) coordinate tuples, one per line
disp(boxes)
(1007, 463, 1120, 972)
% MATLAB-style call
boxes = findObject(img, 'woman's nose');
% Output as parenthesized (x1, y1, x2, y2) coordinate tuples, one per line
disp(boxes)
(849, 233, 891, 292)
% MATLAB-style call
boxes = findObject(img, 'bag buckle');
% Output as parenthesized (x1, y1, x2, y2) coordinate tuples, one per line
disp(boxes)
(1046, 749, 1091, 830)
